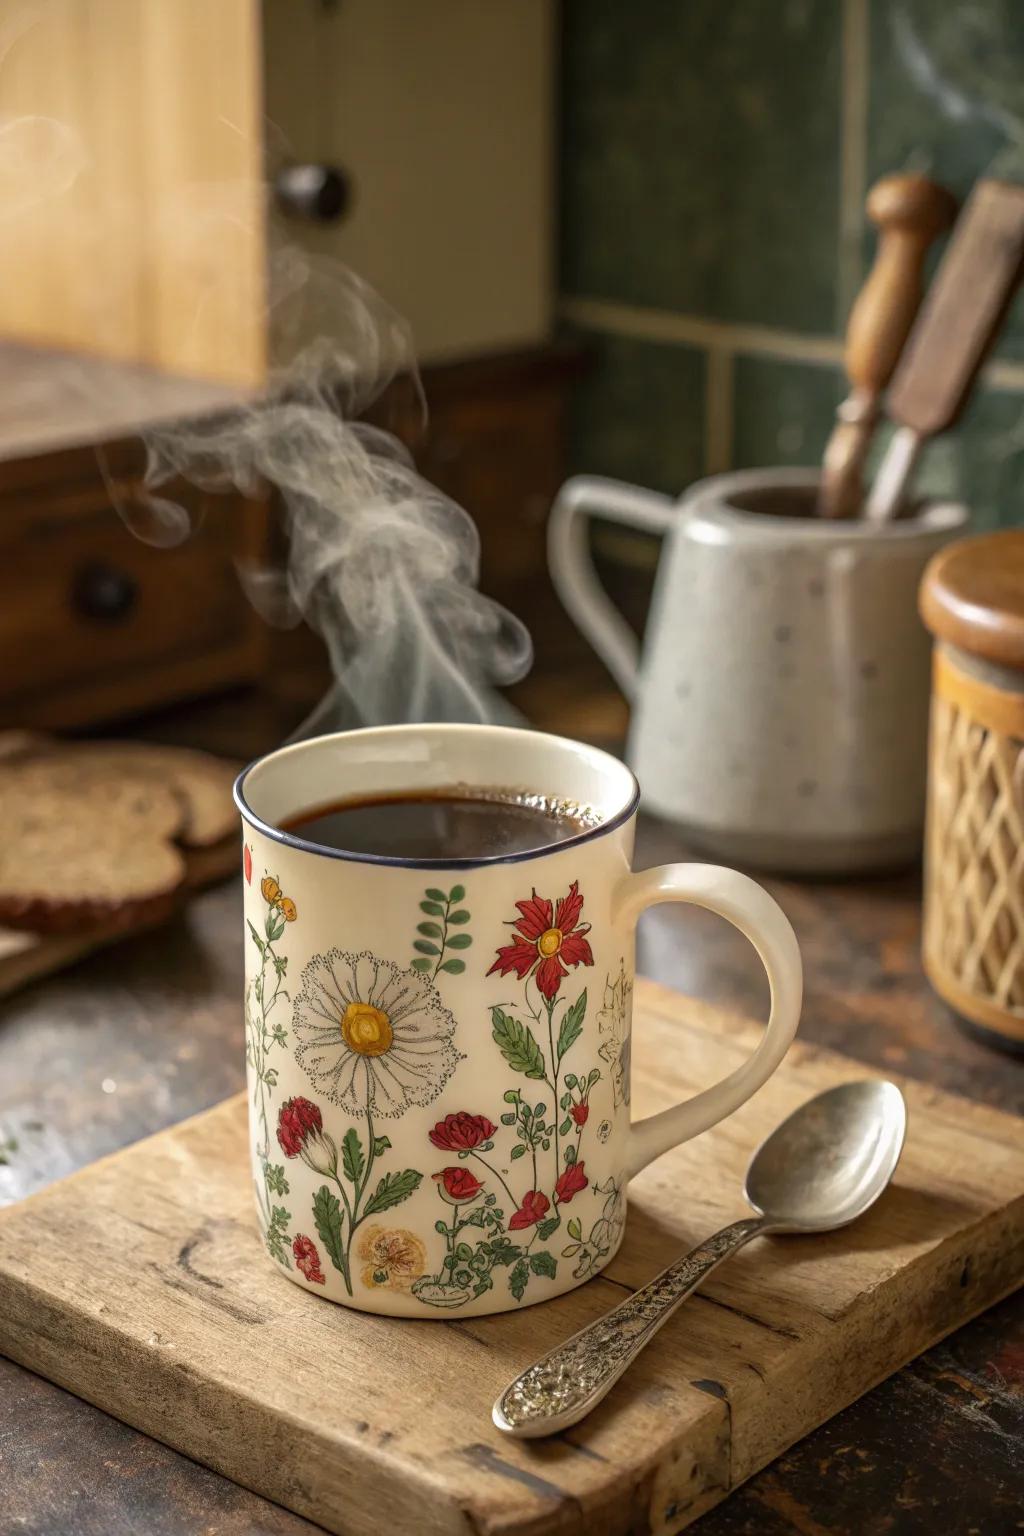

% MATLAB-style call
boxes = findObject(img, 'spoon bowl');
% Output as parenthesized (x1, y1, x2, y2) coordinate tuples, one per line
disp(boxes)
(745, 1079, 907, 1233)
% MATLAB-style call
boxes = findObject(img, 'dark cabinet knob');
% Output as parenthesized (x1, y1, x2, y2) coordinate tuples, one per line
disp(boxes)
(274, 164, 351, 224)
(71, 562, 139, 624)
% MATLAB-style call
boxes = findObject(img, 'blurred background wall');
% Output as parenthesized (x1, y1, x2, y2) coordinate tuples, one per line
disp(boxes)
(560, 0, 1024, 554)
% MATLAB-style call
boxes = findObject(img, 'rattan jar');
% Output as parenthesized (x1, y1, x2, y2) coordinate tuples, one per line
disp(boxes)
(920, 530, 1024, 1051)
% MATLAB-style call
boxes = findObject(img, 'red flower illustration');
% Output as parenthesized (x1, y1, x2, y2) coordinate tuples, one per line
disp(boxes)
(429, 1112, 497, 1152)
(292, 1234, 325, 1284)
(277, 1096, 323, 1158)
(508, 1189, 550, 1230)
(555, 1161, 588, 1203)
(569, 1102, 589, 1128)
(487, 881, 594, 1001)
(243, 844, 253, 884)
(433, 1166, 483, 1203)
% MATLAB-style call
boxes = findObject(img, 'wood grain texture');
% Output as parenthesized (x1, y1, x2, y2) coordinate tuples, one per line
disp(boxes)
(0, 981, 1021, 1536)
(0, 0, 265, 385)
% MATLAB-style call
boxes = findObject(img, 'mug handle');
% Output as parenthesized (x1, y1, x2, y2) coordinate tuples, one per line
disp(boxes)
(615, 863, 802, 1179)
(548, 475, 674, 700)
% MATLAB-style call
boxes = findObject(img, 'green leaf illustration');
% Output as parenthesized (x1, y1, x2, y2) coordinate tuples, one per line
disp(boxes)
(425, 887, 447, 902)
(499, 1112, 515, 1126)
(510, 1144, 526, 1160)
(446, 933, 472, 949)
(440, 958, 466, 974)
(373, 1135, 392, 1156)
(417, 920, 443, 938)
(567, 1216, 583, 1241)
(363, 1168, 422, 1216)
(491, 1007, 546, 1079)
(263, 1162, 289, 1197)
(410, 957, 433, 973)
(508, 1258, 529, 1301)
(414, 939, 440, 956)
(449, 883, 466, 903)
(341, 1128, 365, 1184)
(559, 1117, 572, 1136)
(247, 920, 265, 956)
(263, 1205, 292, 1267)
(529, 1251, 557, 1280)
(537, 1215, 560, 1241)
(313, 1186, 346, 1274)
(556, 990, 587, 1062)
(420, 900, 445, 916)
(447, 908, 471, 925)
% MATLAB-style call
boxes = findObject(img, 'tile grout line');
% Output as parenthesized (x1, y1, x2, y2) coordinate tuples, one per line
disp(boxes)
(837, 0, 870, 328)
(561, 295, 843, 366)
(559, 295, 1024, 394)
(704, 346, 734, 474)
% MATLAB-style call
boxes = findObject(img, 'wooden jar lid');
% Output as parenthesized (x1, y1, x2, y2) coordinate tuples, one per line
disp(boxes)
(919, 529, 1024, 671)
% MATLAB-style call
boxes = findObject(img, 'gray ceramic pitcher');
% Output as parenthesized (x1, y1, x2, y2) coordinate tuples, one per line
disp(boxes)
(549, 467, 967, 873)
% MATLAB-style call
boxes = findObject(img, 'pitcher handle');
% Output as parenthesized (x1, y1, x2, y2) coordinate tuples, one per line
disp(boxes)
(548, 475, 674, 701)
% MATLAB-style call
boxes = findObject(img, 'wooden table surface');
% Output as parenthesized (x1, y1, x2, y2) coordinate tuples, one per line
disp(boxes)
(0, 683, 1022, 1535)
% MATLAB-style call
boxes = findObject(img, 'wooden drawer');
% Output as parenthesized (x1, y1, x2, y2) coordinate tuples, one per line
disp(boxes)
(0, 447, 268, 730)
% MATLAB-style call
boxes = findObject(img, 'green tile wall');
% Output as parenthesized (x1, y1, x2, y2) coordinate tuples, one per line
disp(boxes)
(561, 0, 1024, 531)
(561, 0, 841, 333)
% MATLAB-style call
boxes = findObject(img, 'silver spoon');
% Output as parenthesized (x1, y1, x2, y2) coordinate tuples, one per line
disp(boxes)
(493, 1080, 907, 1438)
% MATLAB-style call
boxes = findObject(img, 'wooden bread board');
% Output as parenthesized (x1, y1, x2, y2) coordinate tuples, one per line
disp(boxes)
(0, 835, 238, 998)
(0, 980, 1021, 1536)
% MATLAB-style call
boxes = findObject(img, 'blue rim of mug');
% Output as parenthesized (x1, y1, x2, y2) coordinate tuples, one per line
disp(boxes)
(233, 730, 642, 870)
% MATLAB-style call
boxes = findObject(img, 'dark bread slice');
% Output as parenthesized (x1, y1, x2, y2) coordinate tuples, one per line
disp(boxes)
(0, 765, 186, 933)
(51, 743, 238, 847)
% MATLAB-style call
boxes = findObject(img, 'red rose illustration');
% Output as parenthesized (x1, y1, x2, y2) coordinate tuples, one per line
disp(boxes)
(487, 881, 594, 1001)
(429, 1112, 497, 1151)
(555, 1161, 588, 1203)
(292, 1234, 325, 1284)
(433, 1166, 483, 1203)
(570, 1102, 589, 1128)
(277, 1096, 323, 1158)
(243, 844, 253, 884)
(508, 1189, 550, 1230)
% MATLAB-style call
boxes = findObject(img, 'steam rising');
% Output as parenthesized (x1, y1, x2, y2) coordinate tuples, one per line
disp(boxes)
(892, 1, 1024, 177)
(133, 249, 534, 734)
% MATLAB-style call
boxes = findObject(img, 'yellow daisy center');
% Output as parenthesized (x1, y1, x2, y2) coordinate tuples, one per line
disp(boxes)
(538, 927, 563, 958)
(341, 1001, 393, 1056)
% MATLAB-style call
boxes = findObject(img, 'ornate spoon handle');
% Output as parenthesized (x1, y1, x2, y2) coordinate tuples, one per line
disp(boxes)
(493, 1215, 768, 1437)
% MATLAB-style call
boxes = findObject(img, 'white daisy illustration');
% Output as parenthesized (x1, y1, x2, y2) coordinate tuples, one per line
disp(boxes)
(596, 960, 632, 1108)
(292, 949, 462, 1118)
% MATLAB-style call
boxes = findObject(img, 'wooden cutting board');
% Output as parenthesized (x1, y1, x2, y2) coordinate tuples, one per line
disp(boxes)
(0, 981, 1021, 1536)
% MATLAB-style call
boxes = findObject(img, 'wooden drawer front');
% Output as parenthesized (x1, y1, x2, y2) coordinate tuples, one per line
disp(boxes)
(0, 471, 266, 727)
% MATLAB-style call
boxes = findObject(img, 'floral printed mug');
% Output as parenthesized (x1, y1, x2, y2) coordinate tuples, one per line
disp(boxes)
(235, 723, 802, 1317)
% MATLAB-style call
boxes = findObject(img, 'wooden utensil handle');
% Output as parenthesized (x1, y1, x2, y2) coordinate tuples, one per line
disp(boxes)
(846, 174, 957, 397)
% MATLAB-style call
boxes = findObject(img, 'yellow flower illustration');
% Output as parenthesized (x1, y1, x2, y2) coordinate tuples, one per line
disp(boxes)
(358, 1224, 427, 1291)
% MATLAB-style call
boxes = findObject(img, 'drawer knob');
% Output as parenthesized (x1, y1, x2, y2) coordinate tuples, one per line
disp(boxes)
(72, 562, 139, 624)
(274, 163, 351, 223)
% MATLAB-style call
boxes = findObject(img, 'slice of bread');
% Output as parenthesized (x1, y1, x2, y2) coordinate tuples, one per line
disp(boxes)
(52, 743, 239, 847)
(0, 765, 187, 933)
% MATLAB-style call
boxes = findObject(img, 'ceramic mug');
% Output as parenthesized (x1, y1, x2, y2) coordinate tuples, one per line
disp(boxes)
(549, 468, 968, 873)
(234, 723, 801, 1317)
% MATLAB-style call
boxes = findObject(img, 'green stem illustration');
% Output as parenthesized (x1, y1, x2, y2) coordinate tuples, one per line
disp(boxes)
(470, 1149, 517, 1208)
(544, 995, 560, 1187)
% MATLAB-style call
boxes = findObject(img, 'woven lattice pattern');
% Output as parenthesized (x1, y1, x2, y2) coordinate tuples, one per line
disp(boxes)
(926, 695, 1024, 1012)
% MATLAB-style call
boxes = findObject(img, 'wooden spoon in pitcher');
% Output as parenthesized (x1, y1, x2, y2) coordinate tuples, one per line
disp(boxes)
(818, 173, 957, 520)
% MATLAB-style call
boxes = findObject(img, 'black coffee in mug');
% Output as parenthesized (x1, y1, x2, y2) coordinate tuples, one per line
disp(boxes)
(280, 787, 598, 860)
